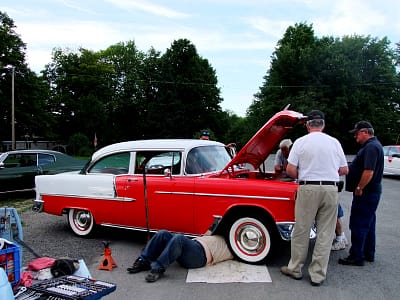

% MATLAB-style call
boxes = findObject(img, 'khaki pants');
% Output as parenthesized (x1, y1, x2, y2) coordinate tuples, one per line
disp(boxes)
(287, 185, 338, 283)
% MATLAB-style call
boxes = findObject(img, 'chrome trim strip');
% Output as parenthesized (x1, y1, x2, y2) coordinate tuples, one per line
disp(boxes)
(0, 187, 34, 194)
(38, 193, 135, 202)
(155, 191, 290, 201)
(100, 224, 201, 238)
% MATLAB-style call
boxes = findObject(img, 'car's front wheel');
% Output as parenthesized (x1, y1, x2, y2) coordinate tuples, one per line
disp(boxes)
(68, 209, 94, 236)
(228, 216, 272, 264)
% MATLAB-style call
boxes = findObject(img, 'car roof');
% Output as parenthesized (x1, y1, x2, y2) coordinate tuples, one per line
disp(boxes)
(92, 139, 225, 160)
(2, 149, 63, 155)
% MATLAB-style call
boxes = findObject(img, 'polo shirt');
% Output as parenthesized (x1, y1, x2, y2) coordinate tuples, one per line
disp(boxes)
(347, 137, 384, 193)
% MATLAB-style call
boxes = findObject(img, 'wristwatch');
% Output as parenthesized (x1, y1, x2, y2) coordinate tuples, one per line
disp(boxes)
(356, 186, 362, 190)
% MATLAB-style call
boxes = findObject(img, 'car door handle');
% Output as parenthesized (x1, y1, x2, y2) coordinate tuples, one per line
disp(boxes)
(127, 178, 138, 182)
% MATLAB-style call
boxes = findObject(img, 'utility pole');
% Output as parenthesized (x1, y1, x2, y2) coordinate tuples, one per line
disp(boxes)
(11, 66, 15, 150)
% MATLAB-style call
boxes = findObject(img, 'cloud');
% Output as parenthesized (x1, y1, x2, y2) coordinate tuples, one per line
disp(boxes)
(244, 17, 293, 39)
(104, 0, 191, 19)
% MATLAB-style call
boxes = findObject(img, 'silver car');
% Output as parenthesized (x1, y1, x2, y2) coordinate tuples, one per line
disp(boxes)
(383, 145, 400, 176)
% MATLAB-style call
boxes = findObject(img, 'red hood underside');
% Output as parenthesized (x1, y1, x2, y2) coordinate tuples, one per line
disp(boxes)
(223, 110, 306, 171)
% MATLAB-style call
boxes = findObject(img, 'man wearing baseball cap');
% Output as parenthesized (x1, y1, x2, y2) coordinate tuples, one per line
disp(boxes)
(281, 110, 348, 286)
(339, 121, 384, 266)
(199, 130, 210, 140)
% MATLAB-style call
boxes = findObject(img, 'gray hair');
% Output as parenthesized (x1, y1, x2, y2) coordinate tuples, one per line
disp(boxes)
(279, 139, 293, 149)
(365, 128, 374, 135)
(307, 119, 325, 128)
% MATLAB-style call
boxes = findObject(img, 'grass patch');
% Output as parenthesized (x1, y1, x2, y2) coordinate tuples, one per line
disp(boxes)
(0, 194, 35, 214)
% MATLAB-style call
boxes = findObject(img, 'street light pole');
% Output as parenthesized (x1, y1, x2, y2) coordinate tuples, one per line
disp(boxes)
(11, 66, 15, 150)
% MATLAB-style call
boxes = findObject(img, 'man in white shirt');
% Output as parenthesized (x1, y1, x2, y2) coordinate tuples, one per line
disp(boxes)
(280, 110, 348, 286)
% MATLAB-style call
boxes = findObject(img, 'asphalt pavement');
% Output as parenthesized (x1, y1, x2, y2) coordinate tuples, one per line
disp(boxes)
(17, 176, 400, 300)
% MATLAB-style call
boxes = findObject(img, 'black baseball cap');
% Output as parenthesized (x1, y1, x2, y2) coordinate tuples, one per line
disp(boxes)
(349, 121, 373, 133)
(200, 130, 210, 137)
(307, 110, 325, 120)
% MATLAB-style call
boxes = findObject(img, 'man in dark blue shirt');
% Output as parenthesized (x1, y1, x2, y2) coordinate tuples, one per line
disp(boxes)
(339, 121, 384, 266)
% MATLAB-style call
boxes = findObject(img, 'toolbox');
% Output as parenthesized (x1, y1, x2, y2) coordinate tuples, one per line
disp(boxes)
(15, 275, 117, 300)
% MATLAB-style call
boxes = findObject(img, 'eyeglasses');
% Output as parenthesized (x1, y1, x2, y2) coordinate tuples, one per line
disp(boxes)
(355, 129, 366, 136)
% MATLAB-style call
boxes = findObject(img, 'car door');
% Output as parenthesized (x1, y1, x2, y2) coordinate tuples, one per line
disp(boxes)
(116, 151, 195, 233)
(0, 153, 39, 192)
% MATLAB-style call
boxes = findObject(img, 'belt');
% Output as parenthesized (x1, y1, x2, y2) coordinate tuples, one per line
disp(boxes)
(298, 180, 338, 186)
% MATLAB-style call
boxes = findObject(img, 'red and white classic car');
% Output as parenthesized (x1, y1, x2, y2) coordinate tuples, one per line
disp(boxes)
(34, 109, 307, 264)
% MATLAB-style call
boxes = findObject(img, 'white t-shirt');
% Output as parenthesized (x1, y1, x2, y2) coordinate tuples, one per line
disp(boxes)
(287, 132, 347, 181)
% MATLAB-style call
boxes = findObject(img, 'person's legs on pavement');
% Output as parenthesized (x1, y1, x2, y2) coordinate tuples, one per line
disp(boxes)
(332, 204, 348, 251)
(127, 230, 174, 274)
(283, 186, 319, 280)
(146, 233, 206, 282)
(308, 186, 338, 285)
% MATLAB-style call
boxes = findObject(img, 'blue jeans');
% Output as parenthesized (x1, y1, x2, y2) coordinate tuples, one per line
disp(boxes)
(140, 230, 207, 271)
(349, 190, 381, 262)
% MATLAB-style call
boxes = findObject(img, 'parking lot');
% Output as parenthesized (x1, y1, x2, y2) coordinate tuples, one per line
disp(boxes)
(15, 175, 399, 300)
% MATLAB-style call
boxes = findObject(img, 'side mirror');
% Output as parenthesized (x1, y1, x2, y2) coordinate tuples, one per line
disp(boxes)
(392, 153, 400, 158)
(164, 168, 171, 177)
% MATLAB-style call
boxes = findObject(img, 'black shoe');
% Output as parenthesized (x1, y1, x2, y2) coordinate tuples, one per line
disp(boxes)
(127, 258, 151, 274)
(365, 256, 375, 262)
(145, 268, 165, 283)
(310, 280, 324, 286)
(338, 257, 365, 266)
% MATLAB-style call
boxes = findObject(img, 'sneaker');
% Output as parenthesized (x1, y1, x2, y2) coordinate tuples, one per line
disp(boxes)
(331, 240, 346, 251)
(127, 258, 151, 274)
(342, 236, 349, 246)
(145, 268, 165, 283)
(280, 266, 303, 280)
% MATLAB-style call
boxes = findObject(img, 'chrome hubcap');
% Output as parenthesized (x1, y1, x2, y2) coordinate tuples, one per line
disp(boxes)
(237, 224, 265, 253)
(75, 211, 91, 228)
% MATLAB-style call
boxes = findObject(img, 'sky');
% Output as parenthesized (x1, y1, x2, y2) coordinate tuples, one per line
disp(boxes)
(1, 0, 399, 116)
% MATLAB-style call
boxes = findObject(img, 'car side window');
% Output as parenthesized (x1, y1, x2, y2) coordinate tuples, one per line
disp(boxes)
(38, 154, 55, 166)
(135, 151, 182, 175)
(185, 146, 231, 174)
(88, 152, 130, 175)
(4, 154, 37, 167)
(389, 147, 399, 156)
(2, 154, 20, 168)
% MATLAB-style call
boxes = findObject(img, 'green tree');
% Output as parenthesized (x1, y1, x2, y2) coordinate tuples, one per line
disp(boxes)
(155, 39, 225, 138)
(249, 22, 400, 151)
(43, 48, 114, 146)
(0, 11, 52, 146)
(99, 41, 161, 141)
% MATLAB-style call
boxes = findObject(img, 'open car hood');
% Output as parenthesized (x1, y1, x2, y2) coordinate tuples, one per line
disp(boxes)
(222, 109, 307, 171)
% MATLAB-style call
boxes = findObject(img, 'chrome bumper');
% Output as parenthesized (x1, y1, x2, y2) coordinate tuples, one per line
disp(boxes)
(276, 222, 317, 241)
(32, 199, 44, 212)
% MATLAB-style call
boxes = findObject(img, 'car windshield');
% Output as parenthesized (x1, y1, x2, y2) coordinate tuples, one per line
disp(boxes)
(185, 145, 231, 174)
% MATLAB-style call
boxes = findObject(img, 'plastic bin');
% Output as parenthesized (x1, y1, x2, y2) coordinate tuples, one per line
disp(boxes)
(0, 242, 21, 286)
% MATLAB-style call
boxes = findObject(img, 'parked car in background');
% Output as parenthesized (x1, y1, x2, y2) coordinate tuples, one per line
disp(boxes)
(0, 150, 85, 195)
(34, 110, 308, 264)
(383, 145, 400, 176)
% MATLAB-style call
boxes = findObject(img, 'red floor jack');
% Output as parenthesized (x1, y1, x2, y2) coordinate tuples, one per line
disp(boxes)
(98, 241, 117, 271)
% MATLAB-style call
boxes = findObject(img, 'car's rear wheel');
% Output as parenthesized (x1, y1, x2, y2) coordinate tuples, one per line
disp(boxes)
(228, 216, 272, 264)
(68, 209, 94, 236)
